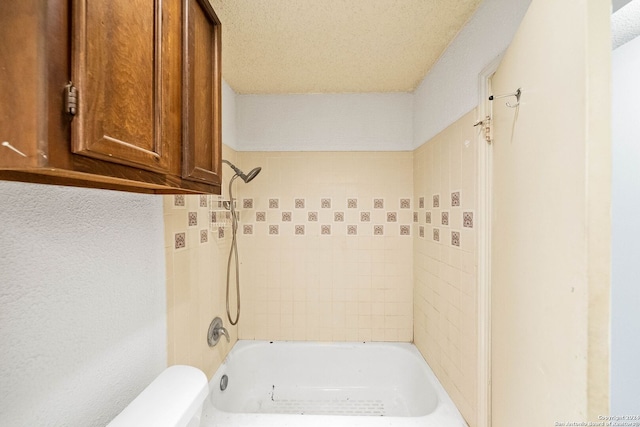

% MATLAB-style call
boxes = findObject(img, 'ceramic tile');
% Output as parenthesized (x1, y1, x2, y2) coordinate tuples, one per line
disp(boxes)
(188, 212, 197, 227)
(442, 211, 449, 226)
(463, 212, 474, 228)
(451, 231, 460, 247)
(174, 232, 186, 250)
(451, 191, 461, 207)
(174, 194, 185, 208)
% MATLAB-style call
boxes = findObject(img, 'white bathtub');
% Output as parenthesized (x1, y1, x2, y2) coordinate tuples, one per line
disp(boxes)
(201, 341, 468, 427)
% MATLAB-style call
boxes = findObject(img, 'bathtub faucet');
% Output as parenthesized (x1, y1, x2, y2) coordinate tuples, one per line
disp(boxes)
(207, 317, 230, 346)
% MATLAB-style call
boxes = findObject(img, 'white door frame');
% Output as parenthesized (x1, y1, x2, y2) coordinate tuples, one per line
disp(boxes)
(476, 54, 502, 427)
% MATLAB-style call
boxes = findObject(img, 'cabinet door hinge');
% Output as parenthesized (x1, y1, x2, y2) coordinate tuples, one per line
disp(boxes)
(64, 82, 78, 116)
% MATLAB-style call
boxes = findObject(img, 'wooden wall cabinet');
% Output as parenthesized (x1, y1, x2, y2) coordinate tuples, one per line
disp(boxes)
(0, 0, 222, 194)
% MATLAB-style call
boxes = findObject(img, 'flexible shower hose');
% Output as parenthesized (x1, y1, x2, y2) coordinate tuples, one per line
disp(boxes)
(226, 174, 241, 325)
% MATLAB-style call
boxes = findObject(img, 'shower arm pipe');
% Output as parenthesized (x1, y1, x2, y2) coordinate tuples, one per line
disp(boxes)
(222, 159, 261, 184)
(222, 159, 242, 176)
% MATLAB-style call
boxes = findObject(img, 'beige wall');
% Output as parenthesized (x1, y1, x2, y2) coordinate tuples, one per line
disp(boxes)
(490, 0, 610, 424)
(164, 144, 239, 378)
(235, 151, 414, 342)
(413, 110, 478, 426)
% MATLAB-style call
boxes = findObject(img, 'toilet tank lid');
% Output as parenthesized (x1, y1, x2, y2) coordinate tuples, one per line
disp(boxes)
(107, 365, 208, 427)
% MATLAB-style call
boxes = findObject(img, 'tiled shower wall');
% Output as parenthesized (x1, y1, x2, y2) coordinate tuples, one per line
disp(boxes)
(413, 109, 478, 426)
(164, 126, 479, 424)
(163, 145, 239, 378)
(235, 152, 414, 342)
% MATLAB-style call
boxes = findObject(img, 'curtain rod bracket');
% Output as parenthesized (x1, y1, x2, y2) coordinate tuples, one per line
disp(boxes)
(489, 88, 521, 108)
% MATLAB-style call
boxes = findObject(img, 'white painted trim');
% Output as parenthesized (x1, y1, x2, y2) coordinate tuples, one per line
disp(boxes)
(476, 54, 502, 427)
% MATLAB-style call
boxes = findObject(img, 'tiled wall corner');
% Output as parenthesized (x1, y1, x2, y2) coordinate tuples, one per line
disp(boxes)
(163, 144, 239, 378)
(413, 109, 479, 427)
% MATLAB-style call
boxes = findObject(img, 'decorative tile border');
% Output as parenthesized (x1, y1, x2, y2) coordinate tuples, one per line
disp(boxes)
(197, 193, 442, 237)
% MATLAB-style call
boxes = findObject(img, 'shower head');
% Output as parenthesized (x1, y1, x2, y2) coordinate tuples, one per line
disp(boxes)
(222, 160, 262, 183)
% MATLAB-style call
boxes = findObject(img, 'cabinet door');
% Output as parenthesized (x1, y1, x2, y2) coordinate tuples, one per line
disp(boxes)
(0, 0, 45, 168)
(71, 0, 170, 173)
(182, 0, 222, 185)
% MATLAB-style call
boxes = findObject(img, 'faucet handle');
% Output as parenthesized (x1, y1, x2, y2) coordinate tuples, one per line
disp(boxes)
(207, 317, 230, 347)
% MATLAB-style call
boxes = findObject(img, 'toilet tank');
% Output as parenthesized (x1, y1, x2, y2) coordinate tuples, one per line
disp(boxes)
(107, 365, 208, 427)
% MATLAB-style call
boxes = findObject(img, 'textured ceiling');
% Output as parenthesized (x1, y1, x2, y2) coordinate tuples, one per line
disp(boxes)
(209, 0, 483, 94)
